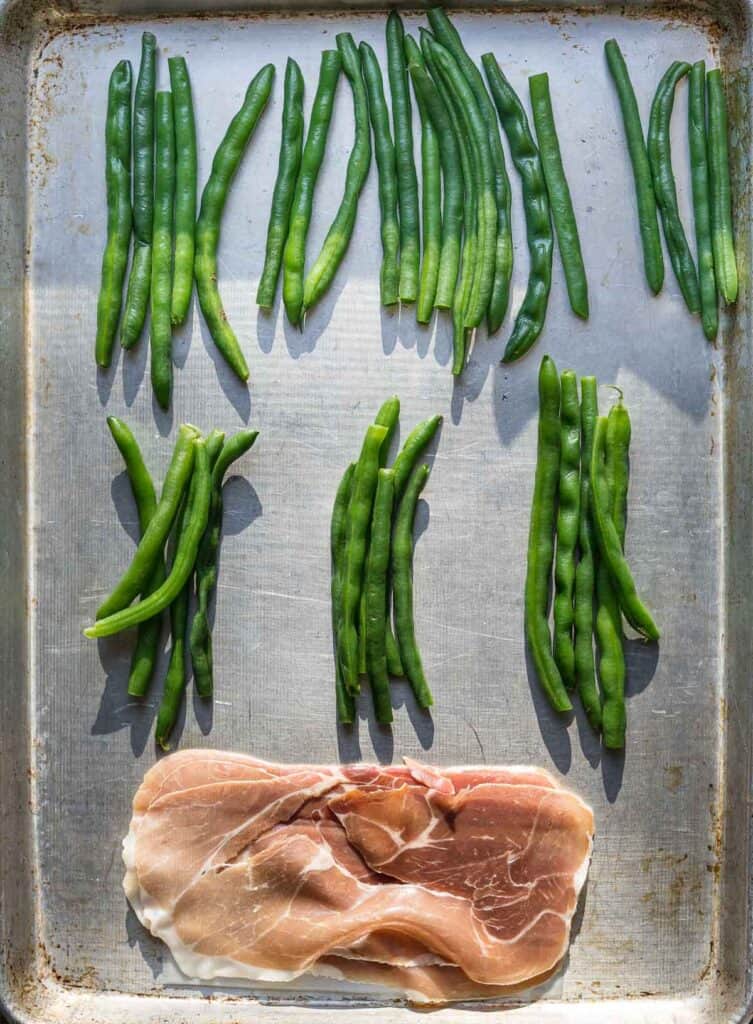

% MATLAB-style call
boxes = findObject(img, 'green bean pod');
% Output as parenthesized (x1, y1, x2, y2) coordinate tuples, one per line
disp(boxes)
(574, 377, 602, 733)
(529, 73, 588, 320)
(392, 413, 442, 499)
(707, 68, 738, 304)
(95, 60, 132, 368)
(604, 39, 664, 296)
(607, 399, 631, 549)
(688, 61, 718, 341)
(303, 34, 371, 315)
(387, 11, 420, 303)
(155, 495, 192, 751)
(648, 62, 700, 314)
(257, 58, 304, 310)
(392, 464, 433, 708)
(385, 620, 404, 677)
(524, 356, 572, 713)
(195, 64, 275, 380)
(360, 42, 400, 308)
(482, 55, 553, 364)
(365, 469, 395, 723)
(413, 65, 442, 323)
(169, 56, 198, 326)
(283, 50, 341, 326)
(151, 91, 176, 411)
(332, 463, 357, 724)
(553, 370, 581, 690)
(121, 33, 156, 349)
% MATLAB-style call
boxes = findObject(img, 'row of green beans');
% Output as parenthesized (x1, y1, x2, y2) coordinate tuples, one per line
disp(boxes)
(331, 398, 441, 724)
(525, 356, 659, 749)
(84, 420, 259, 749)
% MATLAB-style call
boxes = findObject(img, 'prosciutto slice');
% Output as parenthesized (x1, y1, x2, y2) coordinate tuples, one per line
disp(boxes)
(124, 750, 593, 1003)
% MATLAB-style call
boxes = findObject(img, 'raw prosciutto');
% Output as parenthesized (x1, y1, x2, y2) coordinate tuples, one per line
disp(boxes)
(124, 750, 593, 1003)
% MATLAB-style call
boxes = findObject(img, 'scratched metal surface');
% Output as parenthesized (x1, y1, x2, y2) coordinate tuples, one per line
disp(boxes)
(1, 0, 752, 1021)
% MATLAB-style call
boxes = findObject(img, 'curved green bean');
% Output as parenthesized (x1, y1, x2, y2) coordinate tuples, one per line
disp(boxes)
(529, 72, 588, 320)
(169, 56, 198, 326)
(688, 61, 717, 341)
(283, 51, 341, 326)
(332, 462, 356, 724)
(151, 91, 176, 410)
(155, 495, 192, 751)
(195, 64, 275, 380)
(482, 54, 553, 364)
(121, 33, 156, 349)
(553, 370, 580, 690)
(365, 469, 395, 723)
(604, 39, 664, 295)
(95, 60, 132, 368)
(392, 413, 442, 499)
(360, 42, 399, 308)
(413, 64, 441, 323)
(574, 377, 601, 733)
(707, 68, 738, 304)
(387, 11, 420, 302)
(257, 58, 304, 310)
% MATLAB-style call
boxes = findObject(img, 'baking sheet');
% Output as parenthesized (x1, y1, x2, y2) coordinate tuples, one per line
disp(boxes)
(0, 1, 752, 1021)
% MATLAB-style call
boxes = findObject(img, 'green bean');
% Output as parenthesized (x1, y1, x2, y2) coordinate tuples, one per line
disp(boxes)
(707, 68, 738, 304)
(387, 11, 420, 303)
(332, 462, 357, 724)
(392, 413, 442, 500)
(574, 377, 601, 733)
(106, 416, 165, 698)
(365, 469, 395, 724)
(155, 496, 192, 751)
(385, 620, 404, 677)
(426, 9, 512, 332)
(257, 58, 304, 310)
(195, 64, 274, 380)
(150, 91, 176, 411)
(96, 424, 198, 620)
(283, 51, 341, 326)
(648, 62, 700, 314)
(95, 60, 132, 368)
(339, 424, 388, 692)
(604, 39, 664, 295)
(482, 55, 553, 365)
(169, 56, 198, 326)
(303, 34, 371, 316)
(591, 417, 659, 642)
(121, 34, 156, 349)
(412, 63, 442, 323)
(529, 73, 588, 320)
(190, 430, 258, 698)
(404, 36, 462, 310)
(360, 42, 400, 308)
(553, 370, 580, 690)
(524, 355, 571, 714)
(85, 440, 211, 640)
(688, 62, 717, 342)
(607, 399, 630, 549)
(392, 464, 433, 708)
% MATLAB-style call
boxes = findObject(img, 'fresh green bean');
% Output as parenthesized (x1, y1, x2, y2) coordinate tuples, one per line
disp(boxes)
(553, 370, 580, 690)
(257, 58, 304, 310)
(155, 496, 192, 751)
(151, 91, 176, 411)
(404, 36, 462, 311)
(360, 42, 400, 308)
(525, 355, 572, 713)
(648, 62, 700, 314)
(283, 51, 341, 326)
(387, 11, 420, 303)
(413, 64, 442, 323)
(426, 8, 512, 333)
(392, 463, 432, 708)
(195, 64, 274, 380)
(332, 462, 357, 724)
(121, 33, 156, 349)
(688, 61, 717, 342)
(529, 73, 588, 320)
(95, 60, 132, 368)
(303, 34, 371, 316)
(574, 377, 601, 733)
(607, 399, 630, 549)
(365, 469, 395, 724)
(591, 417, 659, 642)
(96, 424, 198, 620)
(169, 56, 198, 326)
(483, 55, 553, 364)
(604, 39, 664, 295)
(707, 68, 738, 304)
(86, 439, 211, 639)
(385, 620, 404, 677)
(392, 413, 442, 500)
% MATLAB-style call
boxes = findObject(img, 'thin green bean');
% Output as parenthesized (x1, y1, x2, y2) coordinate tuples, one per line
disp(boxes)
(151, 91, 176, 410)
(688, 61, 717, 341)
(387, 11, 420, 303)
(155, 495, 192, 751)
(392, 413, 442, 499)
(553, 369, 580, 690)
(168, 56, 198, 326)
(413, 64, 442, 323)
(707, 68, 738, 304)
(332, 463, 357, 724)
(365, 469, 395, 723)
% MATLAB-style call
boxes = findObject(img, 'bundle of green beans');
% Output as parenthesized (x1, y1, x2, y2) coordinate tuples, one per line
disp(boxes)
(525, 356, 659, 749)
(84, 420, 259, 750)
(331, 398, 442, 724)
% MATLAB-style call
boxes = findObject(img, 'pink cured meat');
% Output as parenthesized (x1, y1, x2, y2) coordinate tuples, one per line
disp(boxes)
(123, 750, 593, 1003)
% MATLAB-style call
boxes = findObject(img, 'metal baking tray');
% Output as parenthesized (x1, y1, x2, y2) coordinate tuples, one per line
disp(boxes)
(1, 0, 751, 1020)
